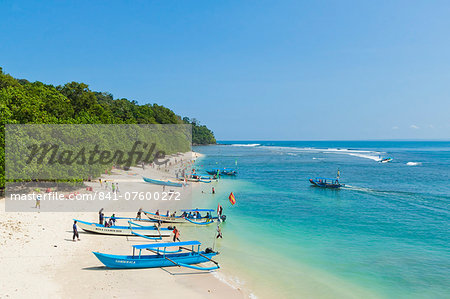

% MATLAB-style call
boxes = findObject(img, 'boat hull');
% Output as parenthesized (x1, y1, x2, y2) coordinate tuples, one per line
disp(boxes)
(309, 179, 342, 189)
(143, 177, 183, 187)
(76, 220, 171, 237)
(93, 251, 218, 269)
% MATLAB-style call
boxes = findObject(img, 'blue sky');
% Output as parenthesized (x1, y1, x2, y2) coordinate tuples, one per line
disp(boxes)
(1, 0, 449, 140)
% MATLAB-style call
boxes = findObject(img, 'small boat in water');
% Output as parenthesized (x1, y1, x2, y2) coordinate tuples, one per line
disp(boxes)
(206, 169, 220, 175)
(221, 168, 237, 176)
(92, 240, 220, 270)
(309, 177, 343, 189)
(380, 157, 393, 163)
(144, 209, 226, 225)
(143, 176, 183, 187)
(206, 168, 237, 176)
(75, 219, 171, 237)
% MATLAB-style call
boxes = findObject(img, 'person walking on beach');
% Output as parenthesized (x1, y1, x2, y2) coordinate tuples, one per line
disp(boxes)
(172, 226, 180, 242)
(136, 208, 142, 220)
(73, 220, 80, 241)
(99, 179, 102, 188)
(116, 183, 120, 193)
(112, 183, 116, 193)
(111, 213, 116, 225)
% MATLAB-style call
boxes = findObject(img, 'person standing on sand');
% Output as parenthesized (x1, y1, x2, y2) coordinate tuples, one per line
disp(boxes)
(35, 194, 41, 209)
(116, 183, 120, 193)
(73, 221, 80, 241)
(112, 183, 116, 193)
(212, 187, 215, 194)
(137, 208, 142, 220)
(172, 226, 180, 242)
(99, 208, 104, 224)
(99, 179, 102, 188)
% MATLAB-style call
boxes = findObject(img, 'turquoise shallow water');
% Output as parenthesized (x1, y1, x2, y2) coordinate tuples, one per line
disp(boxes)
(190, 141, 450, 298)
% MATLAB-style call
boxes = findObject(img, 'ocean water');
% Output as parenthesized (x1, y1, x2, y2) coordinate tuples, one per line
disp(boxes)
(189, 141, 450, 299)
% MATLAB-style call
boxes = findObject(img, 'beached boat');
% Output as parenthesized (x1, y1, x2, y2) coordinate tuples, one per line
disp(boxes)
(143, 176, 183, 187)
(178, 177, 212, 183)
(309, 177, 343, 189)
(75, 219, 171, 237)
(92, 240, 220, 270)
(144, 209, 225, 225)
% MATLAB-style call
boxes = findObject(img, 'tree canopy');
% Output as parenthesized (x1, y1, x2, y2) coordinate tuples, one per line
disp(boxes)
(0, 67, 216, 192)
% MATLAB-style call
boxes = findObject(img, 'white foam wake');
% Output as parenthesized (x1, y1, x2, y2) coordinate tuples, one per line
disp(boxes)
(260, 146, 384, 161)
(406, 162, 422, 166)
(230, 143, 261, 147)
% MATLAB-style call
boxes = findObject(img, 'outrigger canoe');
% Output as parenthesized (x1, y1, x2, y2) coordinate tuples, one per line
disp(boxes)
(93, 240, 219, 270)
(75, 219, 171, 237)
(144, 209, 226, 225)
(143, 176, 183, 187)
(309, 177, 343, 189)
(206, 168, 237, 176)
(178, 177, 212, 183)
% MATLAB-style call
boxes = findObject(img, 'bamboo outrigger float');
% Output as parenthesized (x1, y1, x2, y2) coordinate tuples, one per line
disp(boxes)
(92, 241, 220, 270)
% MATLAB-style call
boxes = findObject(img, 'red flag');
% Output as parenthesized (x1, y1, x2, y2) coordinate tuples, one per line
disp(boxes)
(229, 192, 236, 205)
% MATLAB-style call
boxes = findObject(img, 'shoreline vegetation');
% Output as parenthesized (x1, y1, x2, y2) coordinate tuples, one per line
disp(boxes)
(0, 66, 216, 194)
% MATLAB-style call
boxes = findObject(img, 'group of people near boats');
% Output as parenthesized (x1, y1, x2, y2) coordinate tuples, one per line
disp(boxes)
(98, 179, 120, 193)
(98, 208, 117, 227)
(152, 209, 213, 220)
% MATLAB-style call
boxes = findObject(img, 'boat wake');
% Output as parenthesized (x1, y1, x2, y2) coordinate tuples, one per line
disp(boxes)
(341, 185, 374, 193)
(406, 162, 422, 166)
(260, 146, 383, 161)
(230, 143, 261, 147)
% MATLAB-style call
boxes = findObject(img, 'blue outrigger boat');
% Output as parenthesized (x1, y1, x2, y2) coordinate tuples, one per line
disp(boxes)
(206, 168, 237, 176)
(143, 176, 183, 187)
(143, 209, 226, 225)
(309, 177, 343, 189)
(93, 240, 220, 270)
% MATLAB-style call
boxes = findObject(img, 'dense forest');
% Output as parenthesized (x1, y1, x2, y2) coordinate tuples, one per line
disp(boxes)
(0, 67, 216, 192)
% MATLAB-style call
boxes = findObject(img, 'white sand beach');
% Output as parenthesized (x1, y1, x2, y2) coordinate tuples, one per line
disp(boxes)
(0, 152, 245, 298)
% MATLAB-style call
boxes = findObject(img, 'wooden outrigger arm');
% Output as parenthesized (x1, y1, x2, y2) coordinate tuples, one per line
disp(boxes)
(180, 246, 220, 267)
(128, 221, 162, 240)
(147, 247, 220, 271)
